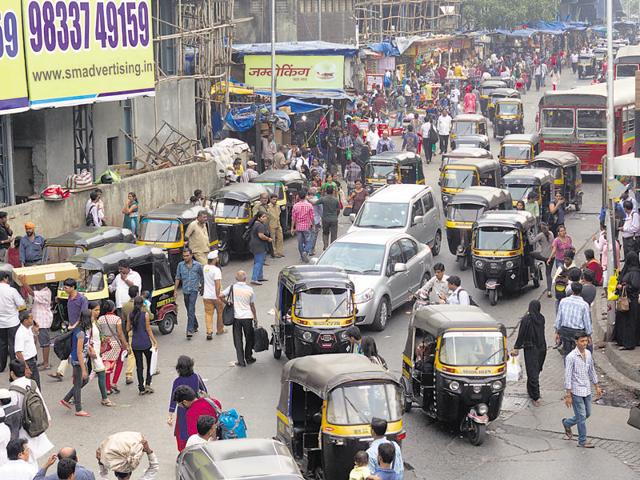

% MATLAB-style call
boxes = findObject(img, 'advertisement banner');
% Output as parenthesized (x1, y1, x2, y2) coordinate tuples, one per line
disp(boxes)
(244, 55, 344, 90)
(22, 0, 155, 109)
(0, 0, 29, 114)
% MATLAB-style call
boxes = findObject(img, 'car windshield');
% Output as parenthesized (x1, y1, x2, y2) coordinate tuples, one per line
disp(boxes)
(76, 269, 104, 293)
(541, 109, 574, 135)
(577, 109, 606, 140)
(497, 103, 519, 115)
(318, 242, 385, 275)
(295, 288, 353, 318)
(327, 383, 402, 425)
(439, 331, 505, 366)
(452, 121, 476, 135)
(475, 227, 519, 250)
(447, 204, 483, 222)
(43, 246, 84, 264)
(501, 144, 531, 159)
(138, 219, 181, 243)
(365, 163, 395, 179)
(355, 202, 408, 228)
(214, 200, 250, 218)
(442, 168, 477, 189)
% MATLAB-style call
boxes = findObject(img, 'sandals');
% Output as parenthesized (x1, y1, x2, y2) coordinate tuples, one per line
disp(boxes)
(75, 411, 91, 417)
(111, 385, 120, 394)
(101, 399, 114, 407)
(562, 419, 573, 440)
(144, 386, 154, 394)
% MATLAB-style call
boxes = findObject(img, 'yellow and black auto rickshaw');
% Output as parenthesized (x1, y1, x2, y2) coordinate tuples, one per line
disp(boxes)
(272, 266, 355, 359)
(211, 183, 270, 265)
(446, 187, 513, 270)
(137, 204, 218, 273)
(364, 151, 424, 193)
(277, 354, 405, 478)
(401, 304, 507, 445)
(500, 168, 553, 218)
(492, 98, 524, 138)
(578, 53, 596, 78)
(487, 87, 520, 122)
(441, 147, 493, 170)
(439, 158, 501, 208)
(62, 243, 177, 334)
(479, 79, 508, 116)
(44, 227, 135, 264)
(450, 114, 490, 151)
(498, 133, 540, 174)
(251, 169, 306, 232)
(471, 210, 541, 305)
(530, 150, 583, 211)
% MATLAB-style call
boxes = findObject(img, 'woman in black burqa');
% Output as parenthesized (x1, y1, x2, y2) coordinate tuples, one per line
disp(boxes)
(512, 299, 547, 405)
(615, 252, 640, 350)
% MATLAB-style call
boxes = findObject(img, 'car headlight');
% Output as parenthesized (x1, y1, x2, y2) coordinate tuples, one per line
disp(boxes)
(302, 331, 313, 342)
(449, 380, 460, 391)
(477, 403, 489, 415)
(354, 288, 375, 304)
(491, 380, 503, 391)
(505, 260, 514, 269)
(474, 260, 484, 269)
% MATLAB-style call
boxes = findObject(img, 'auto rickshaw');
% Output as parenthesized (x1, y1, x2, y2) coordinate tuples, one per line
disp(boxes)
(44, 227, 135, 264)
(251, 170, 306, 232)
(471, 210, 541, 305)
(492, 98, 524, 138)
(364, 151, 424, 193)
(441, 147, 493, 170)
(401, 304, 507, 446)
(479, 79, 508, 116)
(61, 243, 177, 334)
(578, 53, 596, 78)
(500, 168, 552, 218)
(137, 204, 218, 273)
(277, 354, 404, 479)
(594, 47, 607, 63)
(498, 133, 540, 174)
(446, 187, 512, 270)
(271, 266, 356, 359)
(487, 87, 520, 122)
(530, 151, 583, 211)
(450, 114, 490, 151)
(439, 158, 501, 208)
(211, 183, 270, 265)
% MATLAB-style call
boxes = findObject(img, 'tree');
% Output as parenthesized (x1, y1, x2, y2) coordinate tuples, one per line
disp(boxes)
(461, 0, 560, 31)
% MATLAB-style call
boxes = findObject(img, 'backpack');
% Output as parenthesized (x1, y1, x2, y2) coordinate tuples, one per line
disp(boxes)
(555, 271, 569, 300)
(9, 380, 49, 437)
(457, 288, 478, 306)
(429, 125, 439, 143)
(53, 331, 74, 360)
(86, 205, 96, 226)
(205, 398, 247, 440)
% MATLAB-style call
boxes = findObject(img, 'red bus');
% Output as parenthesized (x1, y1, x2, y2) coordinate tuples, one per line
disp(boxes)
(537, 78, 635, 174)
(614, 45, 640, 78)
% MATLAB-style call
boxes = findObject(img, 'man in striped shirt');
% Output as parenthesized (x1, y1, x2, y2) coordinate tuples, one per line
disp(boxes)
(290, 190, 315, 263)
(554, 282, 592, 355)
(562, 331, 602, 448)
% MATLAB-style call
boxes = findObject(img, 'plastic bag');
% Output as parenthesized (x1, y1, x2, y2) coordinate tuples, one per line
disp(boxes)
(98, 432, 144, 473)
(506, 355, 521, 383)
(150, 347, 159, 376)
(608, 270, 619, 301)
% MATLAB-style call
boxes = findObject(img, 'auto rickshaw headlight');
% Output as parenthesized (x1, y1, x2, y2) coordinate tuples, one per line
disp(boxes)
(302, 331, 313, 342)
(355, 288, 375, 304)
(477, 404, 489, 415)
(474, 260, 484, 269)
(505, 260, 515, 269)
(491, 380, 503, 391)
(449, 380, 460, 391)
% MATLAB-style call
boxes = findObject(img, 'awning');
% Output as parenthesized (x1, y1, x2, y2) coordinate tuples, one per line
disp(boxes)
(255, 89, 354, 101)
(614, 153, 640, 176)
(366, 41, 400, 57)
(211, 81, 254, 95)
(233, 41, 358, 58)
(276, 98, 328, 113)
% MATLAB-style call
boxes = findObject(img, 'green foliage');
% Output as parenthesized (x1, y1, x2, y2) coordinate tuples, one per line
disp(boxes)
(461, 0, 560, 31)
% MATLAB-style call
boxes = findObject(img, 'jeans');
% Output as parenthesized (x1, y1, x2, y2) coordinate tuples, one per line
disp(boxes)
(183, 292, 199, 334)
(563, 394, 592, 445)
(309, 224, 321, 254)
(96, 370, 108, 400)
(0, 325, 18, 372)
(252, 251, 266, 282)
(422, 139, 434, 163)
(233, 318, 255, 365)
(296, 230, 312, 259)
(63, 362, 89, 412)
(438, 134, 449, 154)
(532, 252, 553, 292)
(535, 75, 542, 91)
(133, 348, 152, 392)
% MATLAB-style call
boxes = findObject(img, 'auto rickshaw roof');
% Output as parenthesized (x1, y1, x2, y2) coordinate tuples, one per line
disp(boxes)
(444, 147, 493, 159)
(578, 53, 595, 58)
(412, 305, 502, 336)
(474, 210, 536, 230)
(495, 97, 523, 105)
(445, 157, 499, 171)
(212, 183, 270, 202)
(45, 227, 135, 248)
(452, 114, 487, 123)
(501, 133, 540, 144)
(251, 170, 306, 185)
(449, 186, 511, 207)
(480, 80, 507, 88)
(532, 150, 580, 168)
(281, 354, 399, 398)
(489, 88, 520, 98)
(502, 168, 552, 184)
(279, 265, 354, 292)
(69, 243, 168, 272)
(141, 204, 209, 222)
(367, 151, 420, 165)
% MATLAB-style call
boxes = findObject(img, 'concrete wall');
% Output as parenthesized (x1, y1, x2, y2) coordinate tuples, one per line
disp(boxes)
(234, 0, 297, 44)
(298, 12, 356, 44)
(3, 159, 223, 239)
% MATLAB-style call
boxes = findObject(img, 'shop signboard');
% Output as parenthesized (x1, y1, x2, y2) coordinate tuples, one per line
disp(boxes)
(0, 0, 29, 114)
(22, 0, 155, 109)
(244, 55, 344, 90)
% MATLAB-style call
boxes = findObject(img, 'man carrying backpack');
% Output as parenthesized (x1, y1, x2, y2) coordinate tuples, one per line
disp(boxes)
(440, 275, 473, 306)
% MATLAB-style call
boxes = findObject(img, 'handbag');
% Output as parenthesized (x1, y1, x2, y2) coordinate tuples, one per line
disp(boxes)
(100, 338, 112, 355)
(253, 321, 269, 352)
(617, 286, 630, 312)
(627, 404, 640, 430)
(223, 286, 235, 326)
(342, 205, 353, 217)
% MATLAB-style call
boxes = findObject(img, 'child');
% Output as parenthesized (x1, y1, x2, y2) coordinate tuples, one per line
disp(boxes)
(7, 236, 21, 268)
(141, 290, 152, 310)
(349, 451, 371, 480)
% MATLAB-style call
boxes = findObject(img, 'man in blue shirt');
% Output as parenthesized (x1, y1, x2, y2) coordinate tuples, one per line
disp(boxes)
(19, 222, 45, 266)
(366, 418, 403, 479)
(370, 443, 400, 480)
(34, 446, 96, 480)
(175, 248, 204, 339)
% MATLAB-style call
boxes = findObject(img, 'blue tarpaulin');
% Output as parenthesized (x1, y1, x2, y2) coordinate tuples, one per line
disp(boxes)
(254, 89, 354, 101)
(276, 98, 328, 113)
(367, 41, 400, 57)
(224, 105, 292, 133)
(233, 41, 358, 58)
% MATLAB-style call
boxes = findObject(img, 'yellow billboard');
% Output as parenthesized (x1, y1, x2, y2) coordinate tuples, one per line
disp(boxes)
(244, 55, 344, 90)
(22, 0, 155, 109)
(0, 0, 29, 114)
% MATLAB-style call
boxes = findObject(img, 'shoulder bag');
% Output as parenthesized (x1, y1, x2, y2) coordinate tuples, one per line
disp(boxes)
(223, 286, 235, 326)
(617, 285, 630, 312)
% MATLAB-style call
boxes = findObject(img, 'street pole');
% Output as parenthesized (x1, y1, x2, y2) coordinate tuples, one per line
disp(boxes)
(606, 0, 617, 271)
(270, 0, 276, 157)
(318, 0, 321, 40)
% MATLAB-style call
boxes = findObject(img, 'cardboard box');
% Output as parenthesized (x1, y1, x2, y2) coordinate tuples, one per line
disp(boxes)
(13, 263, 80, 286)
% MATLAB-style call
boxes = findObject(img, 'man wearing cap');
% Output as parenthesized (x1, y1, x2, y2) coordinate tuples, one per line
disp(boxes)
(184, 210, 211, 266)
(240, 161, 259, 183)
(19, 223, 45, 267)
(202, 250, 224, 340)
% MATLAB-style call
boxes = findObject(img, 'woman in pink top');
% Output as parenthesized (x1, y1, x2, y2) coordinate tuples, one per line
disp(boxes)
(463, 91, 477, 114)
(547, 225, 572, 269)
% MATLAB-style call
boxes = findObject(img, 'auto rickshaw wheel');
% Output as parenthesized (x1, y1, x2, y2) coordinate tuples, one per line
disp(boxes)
(219, 249, 230, 267)
(431, 230, 442, 256)
(468, 422, 486, 446)
(158, 312, 176, 335)
(575, 198, 582, 212)
(401, 378, 413, 413)
(313, 466, 324, 480)
(488, 289, 498, 306)
(458, 255, 469, 271)
(371, 297, 390, 331)
(532, 265, 541, 288)
(273, 341, 282, 359)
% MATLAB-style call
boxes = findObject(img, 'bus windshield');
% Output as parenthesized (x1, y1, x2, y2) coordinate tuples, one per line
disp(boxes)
(475, 227, 519, 250)
(501, 144, 531, 159)
(577, 109, 606, 140)
(541, 109, 574, 135)
(442, 169, 477, 189)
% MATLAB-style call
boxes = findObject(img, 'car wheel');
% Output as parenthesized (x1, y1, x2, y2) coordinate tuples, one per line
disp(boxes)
(431, 230, 442, 256)
(371, 297, 390, 331)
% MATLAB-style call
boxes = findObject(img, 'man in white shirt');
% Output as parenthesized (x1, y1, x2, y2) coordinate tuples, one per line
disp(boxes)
(109, 260, 142, 314)
(0, 438, 37, 479)
(449, 86, 460, 117)
(14, 310, 40, 389)
(185, 415, 217, 448)
(442, 275, 471, 305)
(417, 263, 449, 304)
(203, 251, 223, 340)
(0, 271, 26, 373)
(0, 409, 10, 466)
(220, 271, 258, 367)
(261, 134, 277, 170)
(365, 124, 379, 154)
(437, 110, 452, 155)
